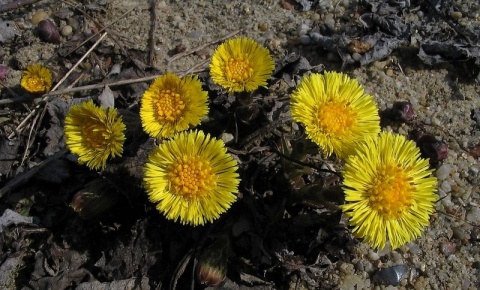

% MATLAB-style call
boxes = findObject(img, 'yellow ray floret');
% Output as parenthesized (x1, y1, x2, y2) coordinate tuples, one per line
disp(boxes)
(341, 132, 438, 249)
(210, 37, 275, 93)
(290, 71, 380, 159)
(143, 130, 240, 226)
(20, 64, 52, 94)
(64, 100, 126, 170)
(140, 73, 209, 139)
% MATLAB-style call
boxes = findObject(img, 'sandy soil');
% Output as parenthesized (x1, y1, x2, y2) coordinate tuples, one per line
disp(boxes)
(0, 0, 479, 289)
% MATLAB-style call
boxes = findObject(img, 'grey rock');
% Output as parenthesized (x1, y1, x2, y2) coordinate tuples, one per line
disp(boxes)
(373, 265, 409, 286)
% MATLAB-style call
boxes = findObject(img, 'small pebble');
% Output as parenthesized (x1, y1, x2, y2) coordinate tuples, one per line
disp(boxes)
(466, 207, 480, 223)
(311, 13, 321, 21)
(373, 265, 409, 286)
(439, 241, 457, 256)
(450, 11, 462, 20)
(368, 250, 380, 261)
(386, 69, 394, 76)
(436, 164, 452, 180)
(351, 52, 362, 62)
(31, 10, 48, 25)
(220, 133, 234, 144)
(299, 34, 311, 45)
(298, 23, 310, 36)
(325, 18, 335, 30)
(440, 180, 451, 192)
(61, 25, 73, 36)
(258, 23, 268, 31)
(186, 30, 202, 39)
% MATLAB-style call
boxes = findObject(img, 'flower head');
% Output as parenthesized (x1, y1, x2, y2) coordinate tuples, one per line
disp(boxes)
(210, 37, 275, 93)
(144, 130, 239, 226)
(20, 64, 52, 94)
(340, 132, 438, 249)
(65, 100, 126, 170)
(290, 72, 380, 159)
(140, 73, 208, 139)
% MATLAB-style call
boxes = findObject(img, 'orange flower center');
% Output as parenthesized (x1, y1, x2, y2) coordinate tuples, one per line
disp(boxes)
(82, 122, 108, 149)
(155, 89, 186, 122)
(368, 163, 414, 219)
(225, 55, 253, 83)
(168, 156, 215, 199)
(26, 76, 46, 92)
(317, 100, 357, 136)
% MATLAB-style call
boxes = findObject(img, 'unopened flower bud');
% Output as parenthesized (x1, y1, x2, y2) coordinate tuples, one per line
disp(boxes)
(71, 179, 118, 219)
(196, 236, 229, 287)
(416, 134, 448, 163)
(391, 101, 415, 123)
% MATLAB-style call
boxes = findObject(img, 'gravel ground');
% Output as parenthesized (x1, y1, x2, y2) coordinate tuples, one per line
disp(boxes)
(1, 0, 479, 289)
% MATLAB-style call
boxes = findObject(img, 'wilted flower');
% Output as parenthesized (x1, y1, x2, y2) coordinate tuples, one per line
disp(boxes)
(20, 64, 52, 93)
(140, 73, 208, 139)
(290, 72, 380, 159)
(70, 178, 119, 219)
(341, 132, 438, 249)
(64, 100, 126, 170)
(196, 236, 229, 287)
(210, 37, 275, 93)
(143, 130, 239, 226)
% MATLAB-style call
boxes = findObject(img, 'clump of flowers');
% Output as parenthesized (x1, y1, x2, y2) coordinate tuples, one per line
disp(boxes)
(341, 131, 438, 249)
(143, 130, 240, 226)
(140, 73, 208, 139)
(290, 71, 380, 159)
(20, 64, 52, 94)
(210, 37, 275, 93)
(64, 100, 126, 170)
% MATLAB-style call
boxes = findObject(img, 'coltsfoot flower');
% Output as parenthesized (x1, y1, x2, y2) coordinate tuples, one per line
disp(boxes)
(144, 130, 240, 226)
(140, 73, 208, 139)
(20, 64, 52, 94)
(341, 132, 438, 249)
(64, 100, 126, 170)
(290, 71, 380, 159)
(210, 37, 275, 93)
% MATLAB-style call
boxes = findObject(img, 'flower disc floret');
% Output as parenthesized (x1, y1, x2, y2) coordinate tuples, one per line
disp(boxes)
(20, 64, 52, 94)
(210, 37, 275, 93)
(290, 71, 380, 159)
(341, 132, 438, 249)
(144, 130, 240, 226)
(140, 73, 208, 139)
(64, 100, 126, 170)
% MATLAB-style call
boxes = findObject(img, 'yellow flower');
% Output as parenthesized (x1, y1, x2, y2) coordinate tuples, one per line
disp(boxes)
(144, 130, 240, 226)
(341, 132, 438, 250)
(290, 72, 380, 159)
(210, 37, 275, 93)
(140, 73, 208, 139)
(65, 100, 126, 170)
(20, 64, 52, 94)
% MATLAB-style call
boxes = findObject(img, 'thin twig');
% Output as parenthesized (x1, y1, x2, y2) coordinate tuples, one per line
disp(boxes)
(0, 149, 68, 198)
(0, 0, 42, 13)
(8, 32, 108, 139)
(166, 28, 244, 65)
(59, 3, 137, 58)
(148, 0, 159, 66)
(42, 65, 208, 97)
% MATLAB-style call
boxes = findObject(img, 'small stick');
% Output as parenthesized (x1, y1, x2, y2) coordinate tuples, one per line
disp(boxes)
(59, 4, 137, 58)
(0, 149, 68, 198)
(166, 28, 244, 65)
(8, 32, 108, 139)
(148, 0, 159, 66)
(42, 65, 208, 97)
(0, 0, 42, 13)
